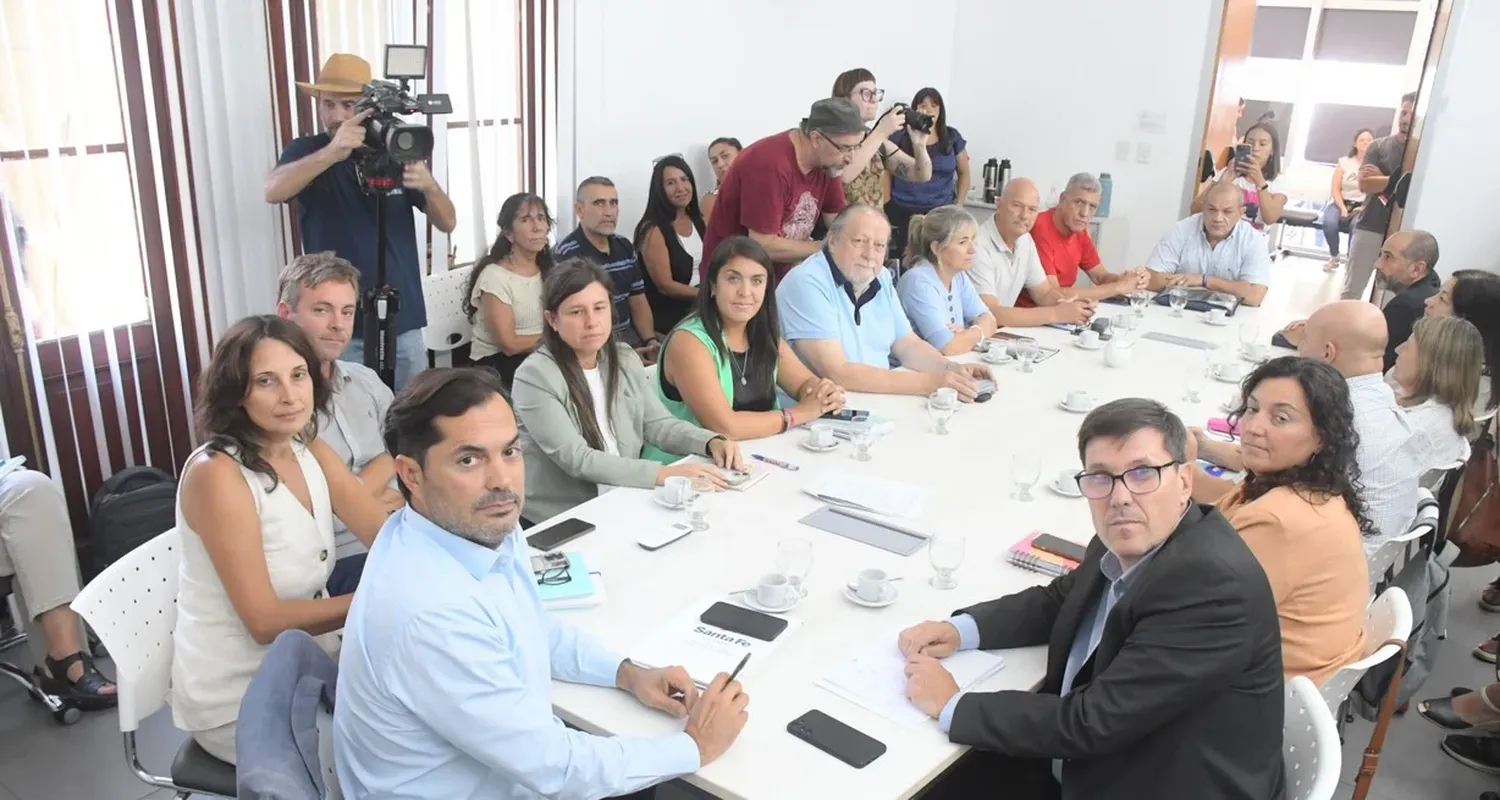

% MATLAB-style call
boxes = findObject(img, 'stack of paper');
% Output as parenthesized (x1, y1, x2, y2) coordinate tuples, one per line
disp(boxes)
(1007, 533, 1081, 577)
(803, 472, 930, 518)
(816, 639, 1006, 729)
(536, 553, 606, 610)
(630, 598, 802, 687)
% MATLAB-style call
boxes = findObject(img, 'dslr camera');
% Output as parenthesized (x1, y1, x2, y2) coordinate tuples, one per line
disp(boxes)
(894, 103, 935, 134)
(353, 45, 453, 192)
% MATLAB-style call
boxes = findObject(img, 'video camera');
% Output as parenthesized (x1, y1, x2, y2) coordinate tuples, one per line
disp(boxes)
(353, 45, 453, 193)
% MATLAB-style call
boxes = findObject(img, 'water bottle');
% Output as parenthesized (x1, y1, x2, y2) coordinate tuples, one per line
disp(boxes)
(1097, 172, 1113, 218)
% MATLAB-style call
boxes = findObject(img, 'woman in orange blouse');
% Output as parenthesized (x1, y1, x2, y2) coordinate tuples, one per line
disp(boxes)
(1191, 356, 1370, 686)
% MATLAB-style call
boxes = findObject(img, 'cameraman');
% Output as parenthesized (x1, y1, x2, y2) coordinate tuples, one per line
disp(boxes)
(264, 54, 457, 390)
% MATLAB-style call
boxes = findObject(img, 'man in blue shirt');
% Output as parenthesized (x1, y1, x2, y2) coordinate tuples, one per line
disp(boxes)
(1143, 181, 1271, 306)
(335, 368, 748, 799)
(556, 176, 660, 364)
(264, 54, 458, 390)
(777, 205, 991, 400)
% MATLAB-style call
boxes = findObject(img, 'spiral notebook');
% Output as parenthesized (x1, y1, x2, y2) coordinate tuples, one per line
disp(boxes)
(1007, 532, 1081, 577)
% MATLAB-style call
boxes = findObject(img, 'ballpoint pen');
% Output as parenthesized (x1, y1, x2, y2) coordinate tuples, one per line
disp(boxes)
(750, 454, 799, 471)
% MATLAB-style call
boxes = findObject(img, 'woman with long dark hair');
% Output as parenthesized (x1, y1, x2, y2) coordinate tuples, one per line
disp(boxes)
(172, 316, 389, 763)
(1322, 128, 1375, 271)
(635, 155, 706, 334)
(657, 236, 844, 438)
(885, 87, 969, 259)
(512, 260, 745, 523)
(701, 136, 741, 223)
(465, 193, 555, 386)
(1425, 269, 1500, 413)
(1195, 121, 1287, 227)
(1191, 356, 1370, 686)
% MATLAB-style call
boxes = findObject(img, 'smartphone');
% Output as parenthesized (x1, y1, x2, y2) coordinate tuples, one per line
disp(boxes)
(787, 710, 887, 768)
(1233, 143, 1252, 163)
(526, 518, 596, 552)
(699, 601, 788, 642)
(1032, 533, 1088, 563)
(821, 409, 869, 423)
(991, 331, 1036, 343)
(638, 521, 693, 551)
(1207, 417, 1241, 436)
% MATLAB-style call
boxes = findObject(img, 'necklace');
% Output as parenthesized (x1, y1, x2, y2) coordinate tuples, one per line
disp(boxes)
(730, 344, 750, 386)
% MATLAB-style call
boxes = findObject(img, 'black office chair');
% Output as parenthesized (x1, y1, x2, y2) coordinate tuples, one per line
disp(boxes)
(0, 573, 82, 724)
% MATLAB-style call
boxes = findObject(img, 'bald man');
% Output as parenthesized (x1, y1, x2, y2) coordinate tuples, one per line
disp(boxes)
(1372, 230, 1442, 371)
(1299, 301, 1421, 550)
(1144, 181, 1272, 306)
(970, 178, 1096, 327)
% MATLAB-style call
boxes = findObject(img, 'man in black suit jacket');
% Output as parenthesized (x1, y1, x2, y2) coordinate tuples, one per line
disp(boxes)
(900, 398, 1285, 800)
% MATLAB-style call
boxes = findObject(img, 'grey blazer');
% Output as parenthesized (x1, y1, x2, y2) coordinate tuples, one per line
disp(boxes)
(512, 343, 717, 522)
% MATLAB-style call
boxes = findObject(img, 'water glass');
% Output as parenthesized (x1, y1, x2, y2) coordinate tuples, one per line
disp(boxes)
(1129, 289, 1151, 314)
(687, 476, 715, 531)
(1015, 341, 1039, 373)
(851, 430, 874, 461)
(775, 538, 813, 597)
(929, 531, 966, 590)
(1167, 287, 1188, 317)
(1238, 321, 1260, 355)
(928, 400, 955, 435)
(1011, 452, 1041, 501)
(1183, 348, 1212, 403)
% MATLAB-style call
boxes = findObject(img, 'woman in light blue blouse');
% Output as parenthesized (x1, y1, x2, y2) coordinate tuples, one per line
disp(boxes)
(896, 204, 997, 355)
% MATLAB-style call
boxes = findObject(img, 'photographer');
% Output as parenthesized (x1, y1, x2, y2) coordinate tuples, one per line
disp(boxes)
(830, 68, 933, 208)
(883, 88, 968, 261)
(264, 54, 457, 390)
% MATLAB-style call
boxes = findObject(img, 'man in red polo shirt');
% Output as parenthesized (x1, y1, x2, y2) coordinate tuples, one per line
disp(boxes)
(701, 98, 863, 280)
(1021, 173, 1148, 307)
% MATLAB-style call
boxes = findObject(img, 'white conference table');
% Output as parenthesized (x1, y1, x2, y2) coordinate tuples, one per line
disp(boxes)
(536, 299, 1296, 799)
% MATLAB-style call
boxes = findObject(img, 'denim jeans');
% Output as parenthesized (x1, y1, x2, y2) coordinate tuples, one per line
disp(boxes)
(341, 329, 428, 391)
(1320, 200, 1359, 258)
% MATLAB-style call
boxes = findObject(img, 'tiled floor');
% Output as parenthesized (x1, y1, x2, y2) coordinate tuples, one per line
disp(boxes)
(2, 256, 1493, 799)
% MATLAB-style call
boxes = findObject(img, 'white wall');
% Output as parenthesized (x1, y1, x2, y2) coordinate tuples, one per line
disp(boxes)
(557, 0, 956, 237)
(1403, 0, 1500, 274)
(947, 0, 1221, 270)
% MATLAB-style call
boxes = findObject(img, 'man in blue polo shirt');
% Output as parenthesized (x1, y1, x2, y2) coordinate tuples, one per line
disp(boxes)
(1143, 181, 1270, 306)
(778, 204, 991, 401)
(264, 53, 457, 390)
(556, 176, 660, 364)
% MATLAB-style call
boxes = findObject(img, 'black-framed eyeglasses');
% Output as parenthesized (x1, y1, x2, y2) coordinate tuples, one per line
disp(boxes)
(857, 88, 885, 102)
(537, 563, 572, 586)
(1075, 462, 1180, 499)
(816, 131, 861, 154)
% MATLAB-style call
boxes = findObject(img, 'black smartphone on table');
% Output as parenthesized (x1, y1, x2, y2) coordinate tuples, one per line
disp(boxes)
(821, 409, 869, 423)
(787, 710, 887, 768)
(1032, 533, 1088, 563)
(699, 601, 788, 642)
(526, 518, 596, 552)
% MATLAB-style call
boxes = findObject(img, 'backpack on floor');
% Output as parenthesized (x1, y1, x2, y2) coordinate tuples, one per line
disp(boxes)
(87, 465, 177, 579)
(1351, 547, 1450, 720)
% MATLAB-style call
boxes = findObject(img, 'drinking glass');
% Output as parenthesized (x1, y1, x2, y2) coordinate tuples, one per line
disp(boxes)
(1238, 321, 1260, 356)
(1167, 287, 1188, 317)
(1015, 341, 1039, 373)
(929, 531, 966, 590)
(776, 538, 813, 598)
(1183, 347, 1212, 403)
(850, 429, 874, 461)
(1011, 452, 1041, 501)
(1116, 308, 1138, 331)
(928, 400, 955, 435)
(687, 476, 715, 531)
(1129, 289, 1151, 316)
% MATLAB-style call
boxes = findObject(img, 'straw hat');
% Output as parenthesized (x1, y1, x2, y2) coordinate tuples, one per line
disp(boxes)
(295, 54, 371, 96)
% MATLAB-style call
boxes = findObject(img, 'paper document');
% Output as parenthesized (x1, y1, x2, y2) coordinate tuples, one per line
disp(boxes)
(630, 598, 802, 687)
(804, 472, 930, 518)
(816, 639, 1005, 729)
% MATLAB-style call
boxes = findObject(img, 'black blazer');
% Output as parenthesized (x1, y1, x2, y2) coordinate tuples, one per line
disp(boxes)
(949, 503, 1286, 800)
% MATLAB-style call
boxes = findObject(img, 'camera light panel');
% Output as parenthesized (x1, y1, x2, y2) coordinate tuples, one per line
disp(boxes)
(384, 44, 427, 80)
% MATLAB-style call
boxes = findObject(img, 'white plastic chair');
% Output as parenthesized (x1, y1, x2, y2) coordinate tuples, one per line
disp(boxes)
(70, 528, 237, 798)
(420, 265, 475, 356)
(1319, 586, 1412, 715)
(1284, 675, 1341, 800)
(1366, 518, 1433, 591)
(1421, 441, 1469, 491)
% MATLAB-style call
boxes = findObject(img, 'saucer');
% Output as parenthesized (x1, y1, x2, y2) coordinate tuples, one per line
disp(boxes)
(1240, 349, 1271, 364)
(1204, 316, 1230, 327)
(1074, 339, 1104, 351)
(1058, 398, 1096, 414)
(740, 591, 805, 615)
(652, 493, 687, 510)
(1211, 366, 1246, 384)
(843, 584, 899, 608)
(982, 351, 1015, 365)
(799, 439, 840, 453)
(1049, 480, 1083, 498)
(924, 398, 962, 413)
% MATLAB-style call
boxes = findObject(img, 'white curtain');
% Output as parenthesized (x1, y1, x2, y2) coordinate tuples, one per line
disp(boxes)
(174, 0, 284, 340)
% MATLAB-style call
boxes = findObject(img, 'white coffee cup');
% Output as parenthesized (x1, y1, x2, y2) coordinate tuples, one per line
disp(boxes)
(983, 342, 1010, 362)
(1065, 390, 1092, 410)
(807, 424, 835, 448)
(1078, 329, 1101, 348)
(1057, 469, 1077, 491)
(850, 568, 892, 603)
(1244, 342, 1270, 361)
(755, 573, 793, 609)
(1216, 360, 1245, 381)
(933, 387, 959, 408)
(1103, 342, 1132, 368)
(657, 475, 692, 506)
(1208, 308, 1227, 324)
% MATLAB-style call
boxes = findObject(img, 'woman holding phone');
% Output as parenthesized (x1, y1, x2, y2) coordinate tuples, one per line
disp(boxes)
(1193, 122, 1287, 228)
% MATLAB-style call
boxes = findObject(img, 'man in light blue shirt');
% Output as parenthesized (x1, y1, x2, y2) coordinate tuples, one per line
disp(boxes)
(335, 368, 749, 799)
(778, 204, 992, 401)
(1144, 181, 1271, 306)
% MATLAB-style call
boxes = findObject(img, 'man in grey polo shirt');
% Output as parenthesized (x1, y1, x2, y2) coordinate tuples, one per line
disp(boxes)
(1344, 91, 1414, 301)
(276, 253, 404, 574)
(1144, 181, 1271, 306)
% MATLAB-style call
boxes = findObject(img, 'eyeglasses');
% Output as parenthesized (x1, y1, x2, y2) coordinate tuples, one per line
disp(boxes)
(857, 88, 885, 102)
(537, 563, 572, 586)
(816, 131, 861, 154)
(1075, 462, 1180, 499)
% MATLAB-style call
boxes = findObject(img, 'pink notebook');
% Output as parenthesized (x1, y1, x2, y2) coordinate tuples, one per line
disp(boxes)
(1007, 532, 1080, 577)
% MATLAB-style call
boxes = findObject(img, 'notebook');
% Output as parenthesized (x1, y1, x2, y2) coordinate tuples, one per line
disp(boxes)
(1154, 288, 1243, 316)
(1007, 532, 1081, 577)
(822, 413, 898, 441)
(535, 552, 603, 609)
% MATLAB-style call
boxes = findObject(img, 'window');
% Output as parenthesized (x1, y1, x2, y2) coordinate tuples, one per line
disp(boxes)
(1314, 9, 1419, 66)
(0, 2, 149, 340)
(1304, 103, 1397, 164)
(1250, 6, 1311, 60)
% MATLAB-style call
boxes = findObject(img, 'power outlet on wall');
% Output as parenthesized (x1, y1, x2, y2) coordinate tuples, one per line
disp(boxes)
(1115, 140, 1132, 162)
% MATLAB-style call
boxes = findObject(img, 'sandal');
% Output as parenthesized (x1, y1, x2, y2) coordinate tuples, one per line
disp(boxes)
(1421, 686, 1500, 732)
(34, 652, 118, 712)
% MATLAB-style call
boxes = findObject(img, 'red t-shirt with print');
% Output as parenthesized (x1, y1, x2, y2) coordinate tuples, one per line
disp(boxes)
(1021, 207, 1101, 307)
(701, 131, 847, 280)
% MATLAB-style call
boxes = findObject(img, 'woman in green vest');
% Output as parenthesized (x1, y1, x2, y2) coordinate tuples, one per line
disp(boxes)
(656, 235, 846, 439)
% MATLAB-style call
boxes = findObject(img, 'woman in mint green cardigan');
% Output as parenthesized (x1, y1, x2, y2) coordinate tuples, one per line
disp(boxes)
(656, 236, 846, 440)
